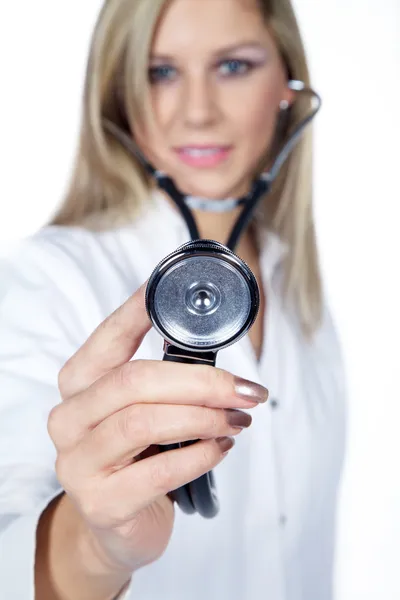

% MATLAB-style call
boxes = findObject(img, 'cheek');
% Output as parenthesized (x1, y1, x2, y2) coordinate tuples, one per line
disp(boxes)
(232, 86, 279, 148)
(133, 90, 176, 166)
(150, 87, 178, 133)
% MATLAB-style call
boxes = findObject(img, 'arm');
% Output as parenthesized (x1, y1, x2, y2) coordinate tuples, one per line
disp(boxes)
(35, 492, 132, 600)
(0, 236, 133, 600)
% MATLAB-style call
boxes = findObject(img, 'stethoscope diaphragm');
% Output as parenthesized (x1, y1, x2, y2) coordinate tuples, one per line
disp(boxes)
(146, 240, 260, 353)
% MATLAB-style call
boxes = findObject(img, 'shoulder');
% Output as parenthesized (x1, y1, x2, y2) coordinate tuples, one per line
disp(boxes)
(303, 298, 348, 406)
(2, 226, 98, 307)
(5, 224, 123, 275)
(0, 224, 144, 342)
(2, 223, 143, 287)
(3, 224, 101, 272)
(316, 299, 345, 374)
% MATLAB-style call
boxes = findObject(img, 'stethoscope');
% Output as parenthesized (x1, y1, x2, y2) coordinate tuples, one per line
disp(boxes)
(103, 79, 321, 518)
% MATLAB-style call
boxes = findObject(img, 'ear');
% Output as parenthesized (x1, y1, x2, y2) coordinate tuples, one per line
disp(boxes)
(281, 85, 296, 108)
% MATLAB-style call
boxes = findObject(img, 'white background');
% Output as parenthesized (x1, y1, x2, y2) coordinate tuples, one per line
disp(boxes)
(0, 2, 399, 598)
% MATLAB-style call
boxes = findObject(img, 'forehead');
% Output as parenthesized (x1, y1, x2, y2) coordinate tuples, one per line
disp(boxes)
(152, 0, 268, 53)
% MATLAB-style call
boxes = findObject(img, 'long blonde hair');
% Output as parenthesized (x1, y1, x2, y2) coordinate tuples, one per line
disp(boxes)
(49, 0, 323, 337)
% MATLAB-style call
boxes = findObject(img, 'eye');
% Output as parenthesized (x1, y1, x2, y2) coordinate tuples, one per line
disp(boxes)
(148, 65, 177, 84)
(218, 59, 254, 77)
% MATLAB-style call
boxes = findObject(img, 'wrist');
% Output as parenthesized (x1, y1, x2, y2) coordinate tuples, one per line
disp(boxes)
(39, 492, 132, 600)
(77, 525, 133, 582)
(56, 493, 133, 584)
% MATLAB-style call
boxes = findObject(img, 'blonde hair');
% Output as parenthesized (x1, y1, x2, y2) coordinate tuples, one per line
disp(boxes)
(49, 0, 323, 337)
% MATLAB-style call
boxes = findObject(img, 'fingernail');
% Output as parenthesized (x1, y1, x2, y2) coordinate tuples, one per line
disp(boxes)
(225, 409, 252, 429)
(234, 376, 269, 403)
(216, 436, 235, 454)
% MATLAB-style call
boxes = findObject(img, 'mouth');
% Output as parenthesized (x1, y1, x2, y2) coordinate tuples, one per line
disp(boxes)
(173, 145, 233, 168)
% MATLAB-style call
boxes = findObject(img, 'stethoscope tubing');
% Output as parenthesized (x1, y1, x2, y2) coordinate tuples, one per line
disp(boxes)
(103, 80, 321, 517)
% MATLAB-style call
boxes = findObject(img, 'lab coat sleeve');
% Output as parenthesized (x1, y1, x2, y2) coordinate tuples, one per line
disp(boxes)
(0, 235, 134, 599)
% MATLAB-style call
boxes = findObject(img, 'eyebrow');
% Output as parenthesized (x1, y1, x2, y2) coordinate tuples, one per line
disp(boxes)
(150, 41, 266, 61)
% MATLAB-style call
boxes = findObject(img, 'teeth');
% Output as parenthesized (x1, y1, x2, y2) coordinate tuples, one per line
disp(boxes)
(183, 148, 222, 157)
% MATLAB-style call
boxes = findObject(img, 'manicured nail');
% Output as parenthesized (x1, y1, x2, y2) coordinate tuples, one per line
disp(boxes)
(216, 436, 235, 454)
(225, 409, 252, 429)
(234, 376, 269, 403)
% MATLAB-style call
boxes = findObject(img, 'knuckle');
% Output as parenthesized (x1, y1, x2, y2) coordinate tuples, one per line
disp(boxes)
(214, 369, 235, 400)
(55, 459, 116, 528)
(116, 359, 144, 390)
(54, 454, 71, 488)
(203, 408, 220, 437)
(47, 403, 63, 441)
(57, 361, 71, 398)
(196, 366, 217, 396)
(148, 454, 174, 495)
(197, 441, 216, 469)
(115, 362, 133, 390)
(117, 404, 149, 446)
(196, 366, 232, 403)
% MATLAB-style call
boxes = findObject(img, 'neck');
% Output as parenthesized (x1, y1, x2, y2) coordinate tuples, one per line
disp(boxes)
(162, 191, 260, 264)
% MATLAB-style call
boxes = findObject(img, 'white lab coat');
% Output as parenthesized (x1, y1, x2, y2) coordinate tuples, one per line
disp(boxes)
(0, 190, 346, 599)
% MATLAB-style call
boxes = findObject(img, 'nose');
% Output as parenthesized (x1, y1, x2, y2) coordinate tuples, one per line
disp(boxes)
(180, 73, 218, 128)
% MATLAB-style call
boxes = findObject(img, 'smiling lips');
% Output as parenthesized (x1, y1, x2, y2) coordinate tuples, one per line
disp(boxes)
(174, 145, 233, 167)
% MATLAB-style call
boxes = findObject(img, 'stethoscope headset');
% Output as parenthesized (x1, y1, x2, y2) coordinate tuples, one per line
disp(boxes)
(102, 79, 321, 518)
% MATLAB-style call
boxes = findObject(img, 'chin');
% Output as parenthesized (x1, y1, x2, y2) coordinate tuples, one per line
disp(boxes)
(171, 173, 250, 200)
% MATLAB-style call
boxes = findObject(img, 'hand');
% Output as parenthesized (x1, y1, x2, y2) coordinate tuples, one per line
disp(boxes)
(48, 282, 268, 575)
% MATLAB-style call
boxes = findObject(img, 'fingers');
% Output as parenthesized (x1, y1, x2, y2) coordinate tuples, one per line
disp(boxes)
(70, 404, 252, 475)
(49, 361, 266, 450)
(58, 282, 151, 399)
(70, 439, 236, 529)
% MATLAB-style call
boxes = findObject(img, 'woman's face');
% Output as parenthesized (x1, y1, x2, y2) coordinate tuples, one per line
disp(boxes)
(135, 0, 293, 200)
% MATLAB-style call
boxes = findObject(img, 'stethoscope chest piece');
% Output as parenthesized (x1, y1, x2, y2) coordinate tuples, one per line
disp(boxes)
(145, 239, 260, 518)
(146, 239, 260, 354)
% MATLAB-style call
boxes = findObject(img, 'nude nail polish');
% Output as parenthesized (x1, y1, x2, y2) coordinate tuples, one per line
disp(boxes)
(225, 409, 252, 429)
(216, 436, 235, 454)
(234, 376, 269, 403)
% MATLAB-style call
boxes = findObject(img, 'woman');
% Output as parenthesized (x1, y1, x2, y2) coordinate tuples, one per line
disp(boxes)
(0, 0, 346, 598)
